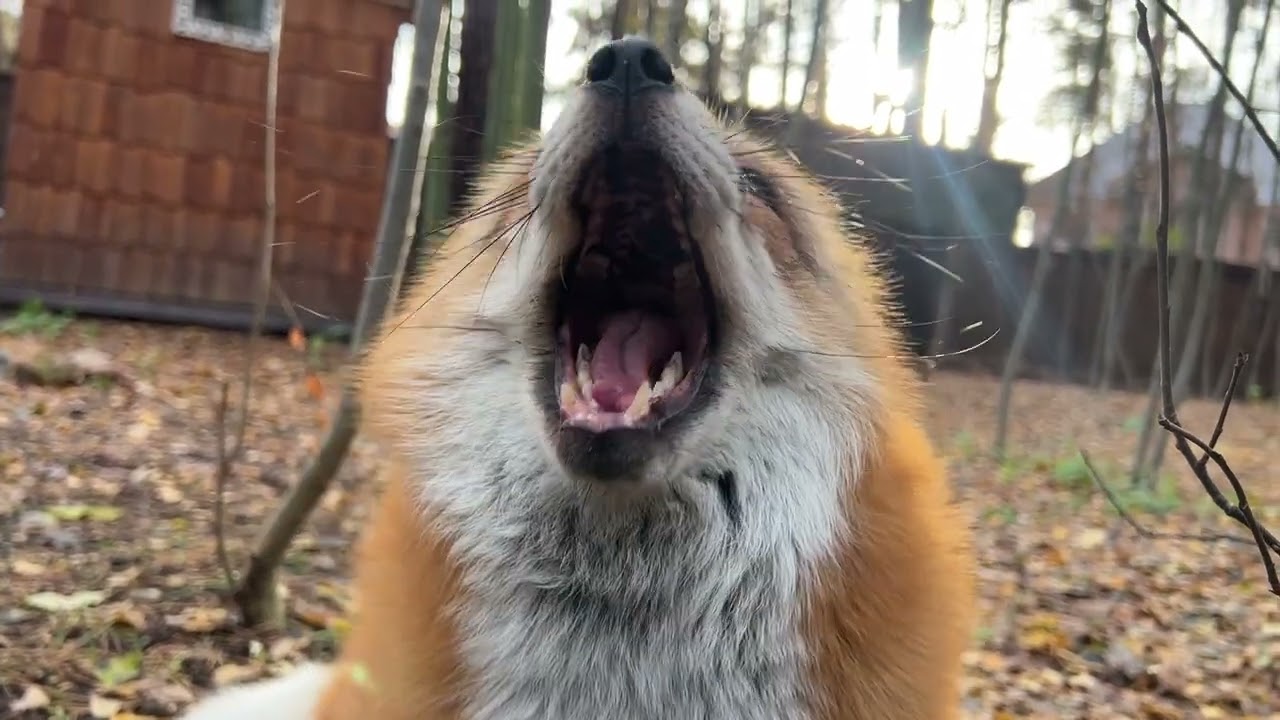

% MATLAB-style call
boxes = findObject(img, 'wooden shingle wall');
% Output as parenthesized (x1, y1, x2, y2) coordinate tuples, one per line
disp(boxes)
(0, 0, 410, 324)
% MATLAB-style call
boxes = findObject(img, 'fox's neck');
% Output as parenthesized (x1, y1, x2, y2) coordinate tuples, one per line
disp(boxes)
(397, 332, 874, 720)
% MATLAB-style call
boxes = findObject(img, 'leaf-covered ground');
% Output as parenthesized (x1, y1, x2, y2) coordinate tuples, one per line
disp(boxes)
(1, 316, 1277, 719)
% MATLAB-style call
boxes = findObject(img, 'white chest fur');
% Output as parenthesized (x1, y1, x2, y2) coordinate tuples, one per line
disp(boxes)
(404, 339, 861, 720)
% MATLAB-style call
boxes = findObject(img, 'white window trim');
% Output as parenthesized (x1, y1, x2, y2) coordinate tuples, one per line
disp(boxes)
(171, 0, 281, 53)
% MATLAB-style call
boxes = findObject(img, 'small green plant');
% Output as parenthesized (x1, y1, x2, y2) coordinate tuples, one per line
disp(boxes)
(1122, 415, 1145, 432)
(0, 299, 74, 337)
(997, 452, 1054, 484)
(982, 504, 1018, 526)
(1246, 384, 1264, 402)
(1117, 473, 1183, 516)
(1052, 453, 1094, 492)
(951, 430, 980, 460)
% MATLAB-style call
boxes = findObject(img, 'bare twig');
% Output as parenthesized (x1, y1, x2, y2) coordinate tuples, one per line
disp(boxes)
(1135, 0, 1280, 596)
(1197, 352, 1245, 470)
(230, 2, 284, 461)
(213, 382, 236, 591)
(1151, 0, 1280, 165)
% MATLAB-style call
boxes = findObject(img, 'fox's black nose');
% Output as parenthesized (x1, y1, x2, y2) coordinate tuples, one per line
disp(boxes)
(584, 37, 675, 96)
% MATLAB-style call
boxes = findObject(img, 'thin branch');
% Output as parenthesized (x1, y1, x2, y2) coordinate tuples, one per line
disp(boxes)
(1138, 2, 1175, 416)
(1136, 0, 1280, 597)
(213, 382, 236, 592)
(1151, 0, 1280, 165)
(229, 0, 284, 462)
(1197, 352, 1245, 470)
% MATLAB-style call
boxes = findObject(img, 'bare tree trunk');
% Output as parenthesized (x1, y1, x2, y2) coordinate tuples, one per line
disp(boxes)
(449, 0, 498, 212)
(897, 0, 934, 139)
(974, 0, 1012, 153)
(994, 0, 1110, 457)
(812, 20, 829, 120)
(1214, 0, 1278, 394)
(780, 0, 795, 109)
(644, 0, 657, 38)
(1055, 0, 1112, 381)
(522, 0, 552, 132)
(993, 117, 1087, 459)
(664, 0, 687, 62)
(795, 0, 828, 115)
(233, 0, 444, 628)
(1095, 11, 1162, 389)
(784, 0, 828, 146)
(1166, 0, 1250, 404)
(611, 0, 632, 39)
(483, 0, 521, 159)
(701, 0, 724, 99)
(736, 0, 759, 113)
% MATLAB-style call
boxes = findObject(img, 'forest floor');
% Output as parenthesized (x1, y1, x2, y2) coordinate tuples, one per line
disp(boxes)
(1, 314, 1278, 719)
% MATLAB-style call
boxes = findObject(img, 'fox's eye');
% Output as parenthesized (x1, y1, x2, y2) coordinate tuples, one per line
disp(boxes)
(737, 167, 782, 212)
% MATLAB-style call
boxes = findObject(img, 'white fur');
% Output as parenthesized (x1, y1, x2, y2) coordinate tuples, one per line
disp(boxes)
(180, 664, 331, 720)
(182, 81, 882, 720)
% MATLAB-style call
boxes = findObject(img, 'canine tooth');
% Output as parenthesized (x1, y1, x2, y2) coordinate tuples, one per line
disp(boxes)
(576, 344, 594, 396)
(559, 381, 577, 410)
(652, 375, 672, 397)
(576, 344, 592, 379)
(625, 382, 654, 421)
(661, 352, 683, 388)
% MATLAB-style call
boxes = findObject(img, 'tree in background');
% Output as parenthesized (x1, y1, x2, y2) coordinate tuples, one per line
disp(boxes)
(897, 0, 934, 139)
(974, 0, 1016, 154)
(993, 0, 1113, 459)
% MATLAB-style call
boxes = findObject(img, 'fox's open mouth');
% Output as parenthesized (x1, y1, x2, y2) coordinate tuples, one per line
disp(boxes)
(552, 146, 717, 434)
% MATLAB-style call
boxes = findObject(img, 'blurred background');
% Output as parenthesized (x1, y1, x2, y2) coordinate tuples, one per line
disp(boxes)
(0, 1, 1277, 718)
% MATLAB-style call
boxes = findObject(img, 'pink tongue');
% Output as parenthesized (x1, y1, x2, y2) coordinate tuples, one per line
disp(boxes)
(590, 311, 678, 412)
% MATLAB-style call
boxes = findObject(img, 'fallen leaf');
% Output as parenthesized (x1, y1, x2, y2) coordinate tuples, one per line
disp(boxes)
(12, 558, 46, 576)
(24, 589, 107, 612)
(10, 685, 51, 711)
(1074, 527, 1108, 550)
(96, 650, 144, 687)
(304, 372, 326, 401)
(46, 503, 124, 522)
(212, 663, 262, 687)
(139, 682, 195, 710)
(88, 694, 124, 718)
(288, 325, 307, 351)
(107, 604, 149, 631)
(164, 606, 229, 633)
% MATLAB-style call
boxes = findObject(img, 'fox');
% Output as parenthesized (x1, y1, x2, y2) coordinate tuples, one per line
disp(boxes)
(181, 37, 976, 720)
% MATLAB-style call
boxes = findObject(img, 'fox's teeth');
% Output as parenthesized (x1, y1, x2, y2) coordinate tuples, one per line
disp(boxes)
(559, 381, 578, 411)
(576, 344, 594, 399)
(660, 352, 682, 389)
(652, 376, 672, 397)
(625, 382, 654, 422)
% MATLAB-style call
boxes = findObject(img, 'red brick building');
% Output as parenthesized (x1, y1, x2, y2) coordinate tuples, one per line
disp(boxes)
(0, 0, 411, 326)
(1024, 104, 1280, 271)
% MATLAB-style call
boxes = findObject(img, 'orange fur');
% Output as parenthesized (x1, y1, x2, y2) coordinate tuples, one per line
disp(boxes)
(315, 464, 467, 720)
(745, 144, 976, 717)
(804, 412, 975, 719)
